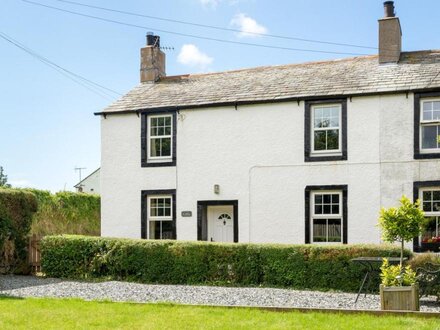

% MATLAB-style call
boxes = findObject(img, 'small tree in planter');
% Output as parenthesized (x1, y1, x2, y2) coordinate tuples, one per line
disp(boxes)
(378, 196, 425, 311)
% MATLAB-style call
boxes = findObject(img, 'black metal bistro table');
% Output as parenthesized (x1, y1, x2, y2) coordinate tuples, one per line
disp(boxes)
(351, 257, 406, 303)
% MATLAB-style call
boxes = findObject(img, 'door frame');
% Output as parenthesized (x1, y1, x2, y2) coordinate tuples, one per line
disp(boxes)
(197, 200, 238, 243)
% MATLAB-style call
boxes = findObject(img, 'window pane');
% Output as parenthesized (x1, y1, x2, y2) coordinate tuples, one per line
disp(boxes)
(421, 125, 438, 149)
(434, 101, 440, 111)
(331, 194, 339, 203)
(161, 221, 174, 239)
(161, 138, 171, 156)
(165, 126, 172, 135)
(315, 194, 322, 204)
(314, 131, 327, 150)
(423, 191, 432, 201)
(165, 116, 171, 126)
(313, 219, 327, 242)
(158, 208, 164, 216)
(423, 202, 432, 212)
(149, 221, 160, 239)
(327, 130, 339, 150)
(422, 217, 437, 240)
(434, 111, 440, 121)
(315, 117, 330, 128)
(323, 204, 331, 214)
(157, 127, 165, 136)
(327, 219, 342, 242)
(315, 205, 323, 214)
(151, 117, 158, 127)
(331, 205, 339, 214)
(150, 138, 160, 157)
(423, 110, 433, 121)
(323, 195, 331, 203)
(433, 202, 440, 212)
(433, 191, 440, 201)
(331, 107, 339, 117)
(164, 206, 171, 217)
(423, 102, 432, 111)
(157, 117, 164, 126)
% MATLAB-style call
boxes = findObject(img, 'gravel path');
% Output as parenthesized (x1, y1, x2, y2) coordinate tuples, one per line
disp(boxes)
(0, 275, 439, 312)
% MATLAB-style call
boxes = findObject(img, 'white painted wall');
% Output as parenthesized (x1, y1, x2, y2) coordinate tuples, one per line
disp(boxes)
(100, 93, 440, 247)
(75, 168, 101, 194)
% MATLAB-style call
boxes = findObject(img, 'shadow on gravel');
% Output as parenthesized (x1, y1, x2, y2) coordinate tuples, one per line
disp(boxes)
(0, 275, 62, 291)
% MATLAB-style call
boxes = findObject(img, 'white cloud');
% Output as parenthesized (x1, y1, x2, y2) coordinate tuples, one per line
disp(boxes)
(177, 44, 213, 70)
(230, 13, 267, 38)
(198, 0, 242, 9)
(198, 0, 221, 8)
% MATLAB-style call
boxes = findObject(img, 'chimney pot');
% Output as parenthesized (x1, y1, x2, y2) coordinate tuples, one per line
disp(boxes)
(146, 32, 160, 48)
(140, 34, 166, 83)
(383, 1, 395, 18)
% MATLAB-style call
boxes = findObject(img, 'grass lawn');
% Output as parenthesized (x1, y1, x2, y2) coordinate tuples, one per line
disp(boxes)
(0, 297, 439, 330)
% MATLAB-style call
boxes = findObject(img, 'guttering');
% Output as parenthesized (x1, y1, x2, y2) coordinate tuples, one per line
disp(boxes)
(94, 87, 440, 116)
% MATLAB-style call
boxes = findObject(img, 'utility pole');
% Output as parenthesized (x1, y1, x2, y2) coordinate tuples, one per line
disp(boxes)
(74, 167, 87, 183)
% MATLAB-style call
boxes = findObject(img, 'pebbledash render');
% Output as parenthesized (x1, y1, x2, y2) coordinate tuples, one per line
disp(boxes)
(96, 2, 440, 252)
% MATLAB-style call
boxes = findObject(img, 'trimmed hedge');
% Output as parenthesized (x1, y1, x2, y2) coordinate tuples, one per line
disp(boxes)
(41, 235, 412, 292)
(26, 189, 100, 236)
(0, 189, 38, 273)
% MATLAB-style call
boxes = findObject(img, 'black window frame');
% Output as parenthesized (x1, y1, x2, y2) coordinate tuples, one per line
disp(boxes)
(305, 185, 348, 244)
(141, 189, 177, 239)
(141, 110, 177, 167)
(413, 180, 440, 252)
(304, 99, 348, 162)
(414, 91, 440, 159)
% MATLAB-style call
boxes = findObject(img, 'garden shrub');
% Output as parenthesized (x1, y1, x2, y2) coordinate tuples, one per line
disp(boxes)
(26, 189, 100, 236)
(41, 235, 412, 292)
(0, 189, 38, 273)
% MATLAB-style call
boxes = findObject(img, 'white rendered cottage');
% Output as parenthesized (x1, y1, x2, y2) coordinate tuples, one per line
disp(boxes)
(96, 2, 440, 252)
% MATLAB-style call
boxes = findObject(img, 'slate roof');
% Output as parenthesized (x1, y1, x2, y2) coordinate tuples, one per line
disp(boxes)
(98, 50, 440, 115)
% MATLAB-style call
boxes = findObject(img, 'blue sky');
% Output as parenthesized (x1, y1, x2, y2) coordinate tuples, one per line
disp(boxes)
(1, 0, 439, 192)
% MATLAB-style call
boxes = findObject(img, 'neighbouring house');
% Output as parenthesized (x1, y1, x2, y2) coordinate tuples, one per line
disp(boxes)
(96, 2, 440, 252)
(74, 168, 100, 194)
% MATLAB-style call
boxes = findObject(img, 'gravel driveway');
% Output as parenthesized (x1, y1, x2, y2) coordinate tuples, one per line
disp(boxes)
(0, 275, 439, 312)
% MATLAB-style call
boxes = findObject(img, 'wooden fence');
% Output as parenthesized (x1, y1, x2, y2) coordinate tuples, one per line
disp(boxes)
(28, 235, 42, 273)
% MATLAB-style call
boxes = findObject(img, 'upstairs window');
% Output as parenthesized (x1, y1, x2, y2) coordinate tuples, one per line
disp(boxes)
(141, 112, 176, 167)
(305, 99, 347, 162)
(312, 104, 341, 153)
(149, 115, 172, 160)
(414, 93, 440, 159)
(420, 100, 440, 151)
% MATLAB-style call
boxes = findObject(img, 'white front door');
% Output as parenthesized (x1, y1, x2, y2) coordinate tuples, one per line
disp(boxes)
(208, 205, 234, 242)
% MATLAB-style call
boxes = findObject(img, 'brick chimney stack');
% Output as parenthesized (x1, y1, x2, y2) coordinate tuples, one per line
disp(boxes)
(140, 33, 166, 83)
(378, 1, 402, 64)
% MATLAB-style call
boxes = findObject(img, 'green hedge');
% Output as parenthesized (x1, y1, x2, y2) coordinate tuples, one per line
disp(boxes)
(25, 189, 100, 236)
(0, 189, 38, 273)
(41, 235, 412, 292)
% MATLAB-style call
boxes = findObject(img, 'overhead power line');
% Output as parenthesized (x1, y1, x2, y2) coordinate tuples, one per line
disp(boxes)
(50, 0, 379, 51)
(21, 0, 371, 56)
(0, 31, 122, 100)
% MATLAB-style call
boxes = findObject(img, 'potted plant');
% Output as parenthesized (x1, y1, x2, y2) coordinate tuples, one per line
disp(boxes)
(378, 196, 425, 311)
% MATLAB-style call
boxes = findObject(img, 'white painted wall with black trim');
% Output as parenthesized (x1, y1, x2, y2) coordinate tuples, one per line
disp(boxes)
(100, 93, 440, 249)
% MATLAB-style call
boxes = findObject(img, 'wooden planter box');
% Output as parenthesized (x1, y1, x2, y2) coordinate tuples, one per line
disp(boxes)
(380, 284, 419, 311)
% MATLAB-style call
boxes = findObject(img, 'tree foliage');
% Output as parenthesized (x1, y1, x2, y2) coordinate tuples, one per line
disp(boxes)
(378, 196, 425, 266)
(0, 166, 11, 188)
